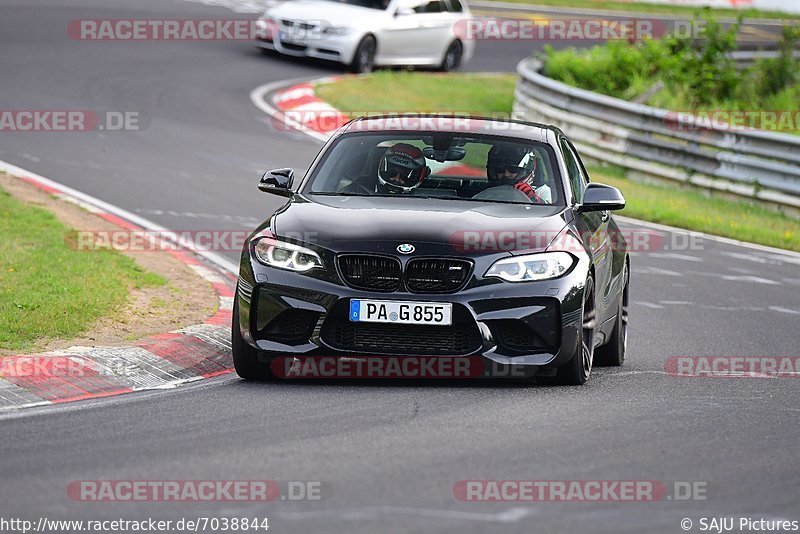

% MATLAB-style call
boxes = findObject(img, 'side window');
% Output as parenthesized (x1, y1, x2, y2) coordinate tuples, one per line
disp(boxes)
(567, 140, 592, 185)
(403, 0, 443, 12)
(418, 0, 443, 12)
(560, 139, 587, 204)
(445, 0, 463, 12)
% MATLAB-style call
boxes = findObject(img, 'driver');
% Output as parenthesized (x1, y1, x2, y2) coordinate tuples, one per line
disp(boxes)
(486, 143, 551, 203)
(376, 143, 429, 194)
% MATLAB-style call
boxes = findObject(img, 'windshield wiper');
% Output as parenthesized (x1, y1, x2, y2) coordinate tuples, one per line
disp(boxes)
(311, 192, 373, 197)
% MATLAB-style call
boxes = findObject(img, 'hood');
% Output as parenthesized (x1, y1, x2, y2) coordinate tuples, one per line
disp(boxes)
(273, 196, 569, 257)
(265, 0, 388, 29)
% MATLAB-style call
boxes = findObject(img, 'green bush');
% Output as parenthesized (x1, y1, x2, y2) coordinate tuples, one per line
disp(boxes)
(543, 14, 800, 120)
(660, 16, 740, 105)
(544, 41, 658, 98)
(754, 25, 800, 97)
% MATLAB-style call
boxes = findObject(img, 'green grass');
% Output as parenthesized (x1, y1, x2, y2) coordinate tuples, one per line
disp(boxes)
(480, 0, 800, 21)
(0, 186, 164, 352)
(313, 72, 800, 251)
(315, 71, 517, 116)
(589, 164, 800, 251)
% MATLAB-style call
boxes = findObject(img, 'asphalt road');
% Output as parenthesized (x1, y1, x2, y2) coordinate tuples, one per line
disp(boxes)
(1, 0, 799, 532)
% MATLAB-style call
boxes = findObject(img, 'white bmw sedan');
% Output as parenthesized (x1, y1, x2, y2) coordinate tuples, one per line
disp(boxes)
(255, 0, 474, 73)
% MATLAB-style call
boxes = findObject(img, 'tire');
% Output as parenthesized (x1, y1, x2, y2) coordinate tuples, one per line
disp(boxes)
(541, 275, 595, 385)
(350, 36, 377, 74)
(439, 40, 463, 72)
(232, 294, 275, 381)
(595, 262, 629, 367)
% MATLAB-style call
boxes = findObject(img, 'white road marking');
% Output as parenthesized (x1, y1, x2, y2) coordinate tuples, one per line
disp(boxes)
(274, 86, 316, 103)
(0, 378, 52, 410)
(699, 305, 765, 312)
(56, 194, 104, 214)
(635, 301, 664, 309)
(135, 208, 262, 225)
(73, 346, 194, 387)
(602, 370, 670, 377)
(646, 252, 703, 262)
(768, 306, 800, 315)
(290, 101, 341, 114)
(189, 263, 228, 284)
(720, 275, 782, 285)
(176, 324, 232, 352)
(275, 506, 536, 523)
(764, 254, 800, 266)
(639, 267, 682, 277)
(720, 250, 784, 265)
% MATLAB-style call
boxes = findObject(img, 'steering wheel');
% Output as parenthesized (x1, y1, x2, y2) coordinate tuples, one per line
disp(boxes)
(471, 185, 532, 203)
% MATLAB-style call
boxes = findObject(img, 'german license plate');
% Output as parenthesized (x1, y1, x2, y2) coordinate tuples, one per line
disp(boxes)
(279, 31, 305, 45)
(349, 300, 452, 326)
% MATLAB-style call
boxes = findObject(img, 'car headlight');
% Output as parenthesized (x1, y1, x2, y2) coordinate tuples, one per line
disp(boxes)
(322, 26, 352, 36)
(257, 14, 275, 25)
(485, 252, 574, 282)
(256, 15, 278, 35)
(253, 237, 323, 272)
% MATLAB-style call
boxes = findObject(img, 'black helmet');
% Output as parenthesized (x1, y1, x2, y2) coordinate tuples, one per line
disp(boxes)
(486, 143, 536, 185)
(377, 143, 428, 194)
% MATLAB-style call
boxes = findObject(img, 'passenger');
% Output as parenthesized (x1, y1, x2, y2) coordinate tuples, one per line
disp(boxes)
(486, 143, 551, 203)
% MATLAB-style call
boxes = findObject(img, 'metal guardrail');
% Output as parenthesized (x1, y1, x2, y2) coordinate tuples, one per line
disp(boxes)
(731, 49, 800, 68)
(513, 57, 800, 210)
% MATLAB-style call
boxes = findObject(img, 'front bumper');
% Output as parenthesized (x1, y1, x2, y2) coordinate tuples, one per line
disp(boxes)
(255, 32, 360, 65)
(236, 253, 587, 370)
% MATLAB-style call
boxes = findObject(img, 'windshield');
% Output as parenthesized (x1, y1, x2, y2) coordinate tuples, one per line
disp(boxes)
(304, 133, 565, 206)
(319, 0, 391, 10)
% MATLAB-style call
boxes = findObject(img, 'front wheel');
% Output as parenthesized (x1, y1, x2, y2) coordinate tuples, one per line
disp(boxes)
(350, 36, 377, 74)
(232, 295, 275, 381)
(541, 275, 595, 385)
(595, 263, 629, 367)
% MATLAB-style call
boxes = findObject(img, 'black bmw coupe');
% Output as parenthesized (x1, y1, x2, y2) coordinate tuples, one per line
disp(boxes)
(234, 116, 630, 385)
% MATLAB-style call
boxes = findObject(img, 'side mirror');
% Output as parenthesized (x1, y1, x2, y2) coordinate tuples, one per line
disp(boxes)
(395, 7, 414, 16)
(258, 168, 294, 197)
(578, 183, 625, 212)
